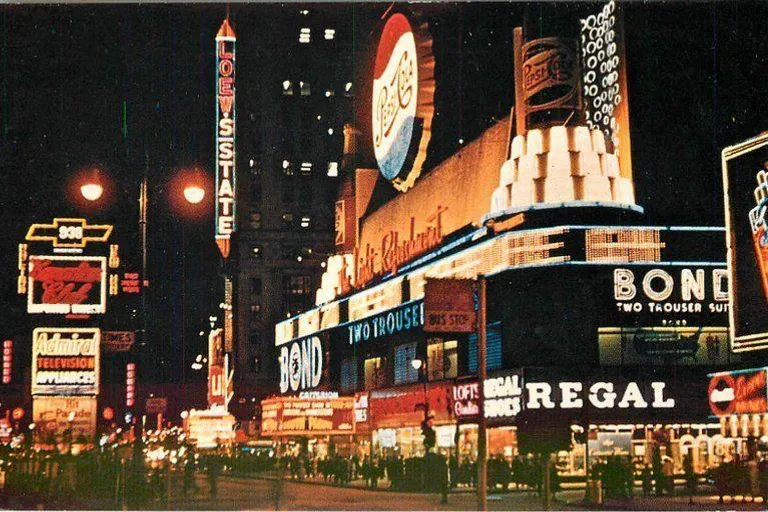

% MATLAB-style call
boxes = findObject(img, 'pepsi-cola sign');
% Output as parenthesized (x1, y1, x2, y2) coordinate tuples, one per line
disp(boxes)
(372, 12, 433, 192)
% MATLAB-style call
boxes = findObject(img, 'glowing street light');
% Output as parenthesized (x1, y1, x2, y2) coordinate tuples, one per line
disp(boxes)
(183, 185, 205, 205)
(80, 182, 104, 201)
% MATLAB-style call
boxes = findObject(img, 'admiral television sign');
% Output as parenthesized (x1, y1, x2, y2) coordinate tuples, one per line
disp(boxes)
(722, 133, 768, 352)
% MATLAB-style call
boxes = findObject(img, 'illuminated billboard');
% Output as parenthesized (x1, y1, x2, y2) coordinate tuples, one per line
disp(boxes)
(722, 132, 768, 351)
(372, 12, 434, 192)
(32, 327, 100, 396)
(215, 19, 236, 259)
(33, 396, 97, 442)
(261, 395, 354, 436)
(708, 367, 768, 416)
(26, 255, 107, 314)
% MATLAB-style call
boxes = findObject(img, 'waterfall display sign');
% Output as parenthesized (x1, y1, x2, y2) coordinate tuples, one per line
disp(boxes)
(722, 133, 768, 352)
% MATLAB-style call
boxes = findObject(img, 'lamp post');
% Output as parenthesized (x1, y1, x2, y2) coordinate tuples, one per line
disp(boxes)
(79, 169, 208, 385)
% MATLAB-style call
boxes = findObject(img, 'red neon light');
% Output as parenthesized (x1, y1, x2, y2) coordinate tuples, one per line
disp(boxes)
(2, 340, 12, 384)
(126, 363, 136, 407)
(30, 259, 101, 306)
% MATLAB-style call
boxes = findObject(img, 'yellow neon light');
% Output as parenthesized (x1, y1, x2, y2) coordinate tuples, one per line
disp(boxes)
(26, 218, 113, 248)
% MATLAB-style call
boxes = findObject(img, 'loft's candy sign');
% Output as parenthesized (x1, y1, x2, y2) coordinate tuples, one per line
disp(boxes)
(278, 336, 323, 394)
(215, 19, 236, 258)
(27, 256, 106, 314)
(32, 328, 100, 396)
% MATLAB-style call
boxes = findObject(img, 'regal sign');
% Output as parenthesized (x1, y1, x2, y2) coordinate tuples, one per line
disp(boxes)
(372, 12, 434, 192)
(215, 19, 236, 258)
(27, 255, 106, 314)
(32, 328, 100, 396)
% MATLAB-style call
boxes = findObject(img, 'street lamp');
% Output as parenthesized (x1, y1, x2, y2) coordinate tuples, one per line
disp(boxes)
(183, 185, 205, 205)
(80, 183, 104, 202)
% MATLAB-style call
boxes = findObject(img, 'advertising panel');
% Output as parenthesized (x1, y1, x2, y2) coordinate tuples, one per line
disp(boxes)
(260, 396, 354, 436)
(708, 367, 768, 416)
(32, 328, 100, 396)
(722, 132, 768, 352)
(278, 335, 325, 394)
(27, 255, 107, 314)
(599, 327, 735, 366)
(33, 396, 97, 442)
(102, 331, 135, 353)
(372, 12, 434, 192)
(424, 278, 476, 333)
(2, 339, 12, 384)
(215, 19, 237, 258)
(369, 382, 453, 429)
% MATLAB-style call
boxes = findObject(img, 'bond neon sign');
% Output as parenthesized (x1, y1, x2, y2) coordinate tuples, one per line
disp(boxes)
(215, 19, 236, 259)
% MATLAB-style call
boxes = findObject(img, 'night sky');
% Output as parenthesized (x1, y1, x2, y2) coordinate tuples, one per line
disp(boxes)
(2, 2, 768, 382)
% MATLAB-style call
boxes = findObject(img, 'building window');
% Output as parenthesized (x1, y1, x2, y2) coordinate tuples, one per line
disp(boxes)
(394, 342, 419, 385)
(364, 357, 386, 390)
(427, 338, 458, 381)
(249, 211, 262, 229)
(250, 356, 261, 372)
(282, 80, 293, 95)
(340, 357, 357, 393)
(250, 180, 261, 202)
(300, 81, 311, 96)
(324, 28, 335, 40)
(299, 28, 311, 44)
(282, 185, 295, 204)
(249, 331, 261, 346)
(327, 162, 339, 177)
(282, 159, 293, 176)
(300, 215, 311, 229)
(344, 82, 353, 95)
(468, 322, 503, 373)
(283, 275, 311, 295)
(299, 186, 312, 205)
(250, 278, 262, 295)
(324, 89, 335, 98)
(251, 245, 262, 259)
(281, 212, 294, 226)
(250, 303, 262, 322)
(300, 162, 312, 176)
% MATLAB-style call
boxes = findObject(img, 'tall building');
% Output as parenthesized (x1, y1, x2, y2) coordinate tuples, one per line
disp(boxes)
(233, 6, 356, 398)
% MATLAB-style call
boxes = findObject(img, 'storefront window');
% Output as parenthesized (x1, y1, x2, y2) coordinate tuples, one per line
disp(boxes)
(340, 356, 357, 393)
(394, 342, 419, 385)
(427, 338, 458, 381)
(364, 357, 386, 390)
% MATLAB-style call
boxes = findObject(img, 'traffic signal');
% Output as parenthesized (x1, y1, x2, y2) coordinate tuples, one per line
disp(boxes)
(421, 419, 436, 451)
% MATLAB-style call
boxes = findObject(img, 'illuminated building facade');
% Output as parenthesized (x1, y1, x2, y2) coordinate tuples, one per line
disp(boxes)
(262, 1, 768, 476)
(234, 7, 356, 396)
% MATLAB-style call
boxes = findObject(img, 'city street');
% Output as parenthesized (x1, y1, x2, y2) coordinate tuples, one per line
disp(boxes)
(3, 1, 768, 510)
(161, 475, 768, 511)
